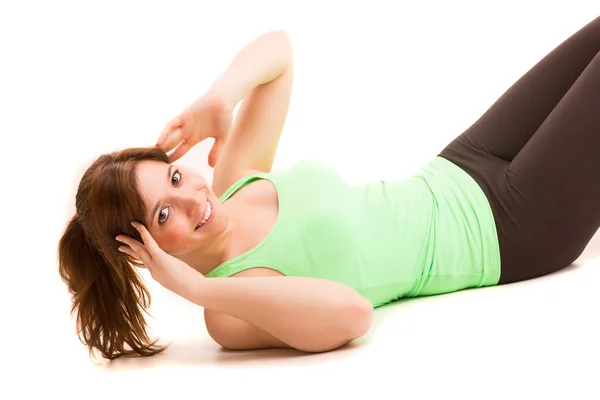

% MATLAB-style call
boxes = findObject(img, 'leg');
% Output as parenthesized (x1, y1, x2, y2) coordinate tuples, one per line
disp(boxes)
(497, 50, 600, 284)
(441, 16, 600, 162)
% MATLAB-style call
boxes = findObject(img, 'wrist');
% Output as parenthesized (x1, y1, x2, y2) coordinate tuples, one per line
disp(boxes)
(180, 272, 208, 305)
(209, 76, 247, 111)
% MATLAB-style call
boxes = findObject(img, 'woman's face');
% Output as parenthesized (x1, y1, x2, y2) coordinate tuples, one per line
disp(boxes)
(135, 160, 229, 256)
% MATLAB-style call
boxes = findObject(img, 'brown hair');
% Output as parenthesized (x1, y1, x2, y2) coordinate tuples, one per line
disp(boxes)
(58, 146, 170, 360)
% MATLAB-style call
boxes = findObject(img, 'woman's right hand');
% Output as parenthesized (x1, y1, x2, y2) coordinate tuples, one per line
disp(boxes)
(156, 89, 233, 166)
(117, 222, 206, 300)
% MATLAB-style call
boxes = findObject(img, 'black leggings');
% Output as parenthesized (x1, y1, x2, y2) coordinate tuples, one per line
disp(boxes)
(438, 16, 600, 285)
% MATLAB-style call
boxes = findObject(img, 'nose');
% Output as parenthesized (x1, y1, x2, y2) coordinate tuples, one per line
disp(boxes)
(177, 191, 202, 217)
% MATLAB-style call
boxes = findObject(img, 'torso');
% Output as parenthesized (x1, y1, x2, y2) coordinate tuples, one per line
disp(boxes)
(218, 178, 285, 278)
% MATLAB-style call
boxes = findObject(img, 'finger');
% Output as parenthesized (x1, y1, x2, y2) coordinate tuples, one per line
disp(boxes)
(118, 245, 142, 263)
(158, 127, 184, 154)
(116, 235, 150, 262)
(168, 140, 192, 163)
(131, 221, 159, 254)
(156, 115, 182, 147)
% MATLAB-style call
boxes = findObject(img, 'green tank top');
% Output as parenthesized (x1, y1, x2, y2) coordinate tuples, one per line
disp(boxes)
(206, 156, 501, 308)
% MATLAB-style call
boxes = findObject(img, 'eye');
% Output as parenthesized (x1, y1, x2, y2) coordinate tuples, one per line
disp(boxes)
(171, 170, 182, 186)
(158, 169, 182, 225)
(158, 207, 169, 224)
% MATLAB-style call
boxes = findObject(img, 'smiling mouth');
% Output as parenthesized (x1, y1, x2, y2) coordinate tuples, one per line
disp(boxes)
(195, 199, 214, 230)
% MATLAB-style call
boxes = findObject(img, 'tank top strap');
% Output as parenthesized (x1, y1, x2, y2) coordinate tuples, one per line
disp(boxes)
(207, 171, 275, 278)
(219, 173, 269, 203)
(206, 258, 259, 278)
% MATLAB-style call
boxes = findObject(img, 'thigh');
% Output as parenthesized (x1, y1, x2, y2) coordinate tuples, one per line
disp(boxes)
(441, 16, 600, 162)
(439, 140, 583, 286)
(499, 50, 600, 283)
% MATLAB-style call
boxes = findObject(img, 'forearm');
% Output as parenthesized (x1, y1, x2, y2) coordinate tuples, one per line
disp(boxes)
(209, 30, 293, 109)
(186, 276, 372, 351)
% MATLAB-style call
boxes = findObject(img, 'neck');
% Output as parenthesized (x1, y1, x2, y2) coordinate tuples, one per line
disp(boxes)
(179, 212, 238, 276)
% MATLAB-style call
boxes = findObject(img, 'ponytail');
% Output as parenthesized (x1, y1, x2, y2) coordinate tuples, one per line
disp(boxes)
(57, 213, 166, 360)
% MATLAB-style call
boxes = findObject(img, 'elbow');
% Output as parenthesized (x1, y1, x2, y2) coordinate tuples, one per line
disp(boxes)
(348, 297, 373, 339)
(269, 30, 294, 64)
(294, 298, 373, 354)
(313, 297, 373, 353)
(271, 30, 292, 49)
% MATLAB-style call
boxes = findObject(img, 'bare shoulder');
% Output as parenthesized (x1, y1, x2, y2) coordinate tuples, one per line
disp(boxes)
(211, 167, 259, 199)
(211, 169, 276, 201)
(212, 175, 277, 228)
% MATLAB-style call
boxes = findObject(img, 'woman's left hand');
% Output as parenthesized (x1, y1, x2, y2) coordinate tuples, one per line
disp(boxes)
(116, 221, 204, 299)
(155, 89, 233, 166)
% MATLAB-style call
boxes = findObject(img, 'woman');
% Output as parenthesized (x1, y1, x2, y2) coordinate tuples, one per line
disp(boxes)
(58, 17, 600, 361)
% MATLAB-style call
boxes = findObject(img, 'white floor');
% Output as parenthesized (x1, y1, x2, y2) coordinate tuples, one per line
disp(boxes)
(3, 2, 600, 399)
(22, 237, 600, 400)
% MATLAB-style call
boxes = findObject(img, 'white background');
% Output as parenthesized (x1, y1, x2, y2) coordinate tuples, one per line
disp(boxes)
(1, 1, 600, 399)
